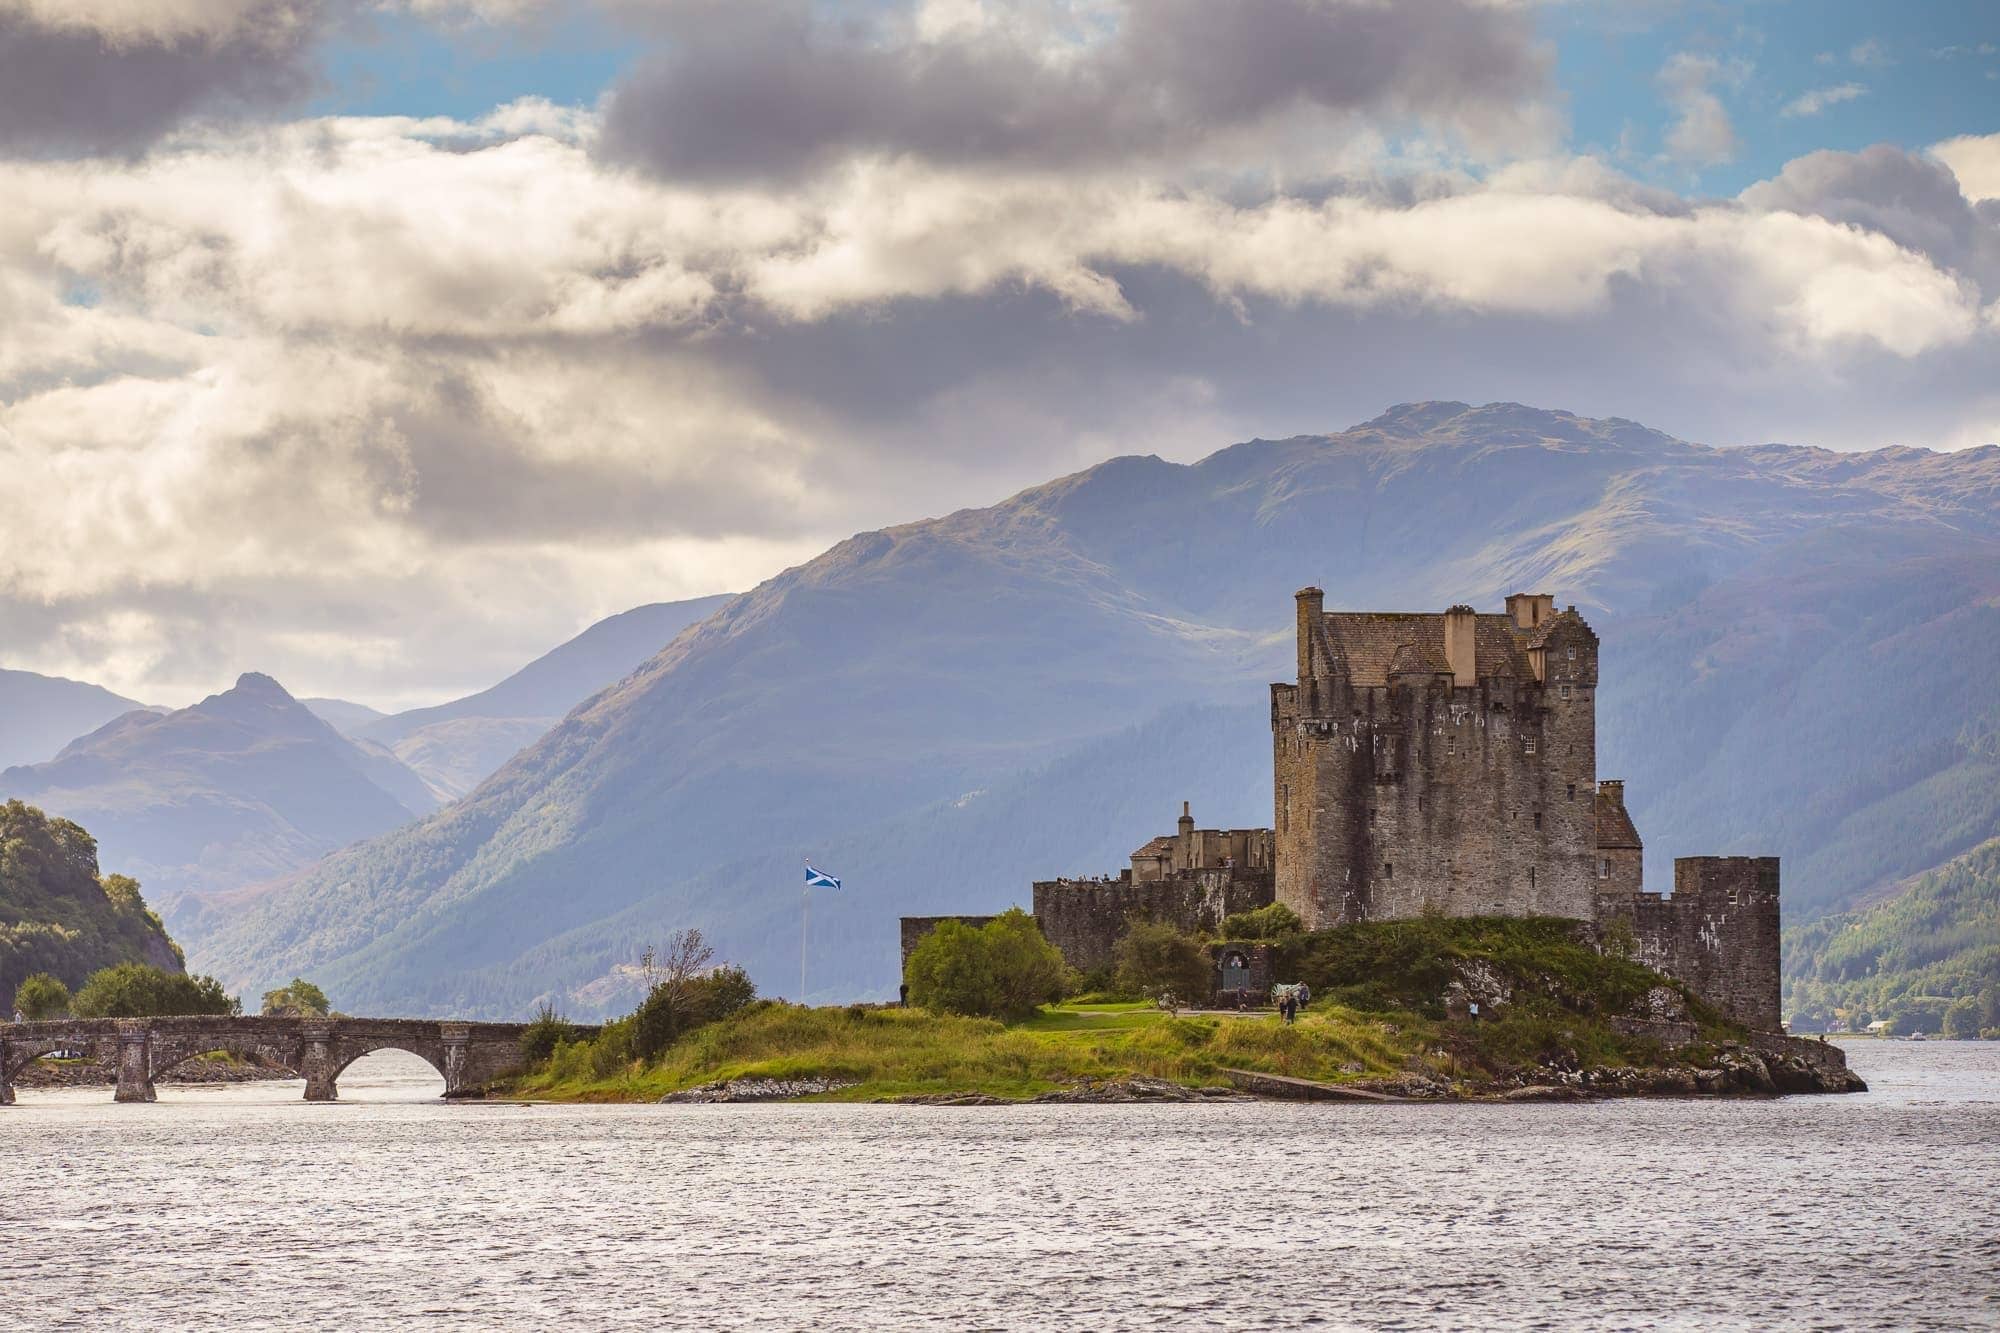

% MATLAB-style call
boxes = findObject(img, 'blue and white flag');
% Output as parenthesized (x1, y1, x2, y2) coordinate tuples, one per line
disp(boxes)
(805, 864, 842, 890)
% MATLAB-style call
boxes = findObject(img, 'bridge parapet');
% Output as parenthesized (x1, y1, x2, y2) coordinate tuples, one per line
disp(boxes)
(0, 1015, 588, 1104)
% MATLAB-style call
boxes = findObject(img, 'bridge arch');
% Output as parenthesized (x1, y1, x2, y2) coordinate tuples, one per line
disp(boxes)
(147, 1034, 304, 1083)
(327, 1039, 451, 1088)
(2, 1035, 100, 1082)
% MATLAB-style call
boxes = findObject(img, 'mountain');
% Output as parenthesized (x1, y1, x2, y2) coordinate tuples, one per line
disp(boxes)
(2, 799, 184, 1011)
(1783, 837, 2000, 1037)
(0, 668, 153, 771)
(358, 595, 736, 800)
(1, 673, 439, 931)
(191, 402, 2000, 1018)
(302, 698, 387, 735)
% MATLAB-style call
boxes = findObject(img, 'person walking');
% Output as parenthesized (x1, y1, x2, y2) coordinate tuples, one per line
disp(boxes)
(1280, 992, 1297, 1025)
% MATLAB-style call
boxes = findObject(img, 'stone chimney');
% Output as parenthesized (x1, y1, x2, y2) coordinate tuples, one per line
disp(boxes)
(1443, 605, 1478, 688)
(1178, 800, 1194, 839)
(1295, 586, 1324, 684)
(1505, 592, 1556, 630)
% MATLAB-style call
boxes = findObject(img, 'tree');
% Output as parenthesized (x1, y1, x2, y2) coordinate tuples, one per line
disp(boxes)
(1113, 919, 1212, 1003)
(1220, 902, 1304, 941)
(260, 977, 331, 1018)
(13, 972, 72, 1020)
(72, 963, 239, 1018)
(906, 909, 1068, 1021)
(630, 930, 758, 1060)
(1942, 996, 1981, 1040)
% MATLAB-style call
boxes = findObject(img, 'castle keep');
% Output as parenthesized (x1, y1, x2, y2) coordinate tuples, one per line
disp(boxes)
(905, 588, 1783, 1030)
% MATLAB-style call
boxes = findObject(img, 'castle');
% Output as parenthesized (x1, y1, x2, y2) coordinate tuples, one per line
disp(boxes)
(904, 589, 1782, 1030)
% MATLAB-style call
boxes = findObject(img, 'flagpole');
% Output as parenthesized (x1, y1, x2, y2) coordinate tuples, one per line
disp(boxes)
(800, 875, 809, 1004)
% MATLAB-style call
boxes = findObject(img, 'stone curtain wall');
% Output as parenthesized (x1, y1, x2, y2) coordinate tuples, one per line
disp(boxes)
(1032, 869, 1274, 973)
(1602, 857, 1782, 1031)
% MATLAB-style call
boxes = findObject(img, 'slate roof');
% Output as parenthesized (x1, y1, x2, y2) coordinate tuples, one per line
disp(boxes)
(1595, 789, 1643, 849)
(1319, 612, 1536, 687)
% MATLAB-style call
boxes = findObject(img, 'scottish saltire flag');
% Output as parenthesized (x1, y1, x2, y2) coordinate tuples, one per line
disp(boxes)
(805, 864, 842, 890)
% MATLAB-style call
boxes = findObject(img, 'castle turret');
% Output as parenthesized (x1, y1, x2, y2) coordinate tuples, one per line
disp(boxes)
(1295, 586, 1324, 688)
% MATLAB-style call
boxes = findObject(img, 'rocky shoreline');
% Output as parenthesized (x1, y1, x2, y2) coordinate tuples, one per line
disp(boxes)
(648, 1042, 1864, 1107)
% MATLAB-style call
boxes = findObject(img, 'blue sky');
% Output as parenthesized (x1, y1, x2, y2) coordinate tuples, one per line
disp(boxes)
(315, 2, 2000, 200)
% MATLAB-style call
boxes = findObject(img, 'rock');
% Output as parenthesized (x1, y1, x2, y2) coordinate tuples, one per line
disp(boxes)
(660, 1076, 858, 1103)
(1635, 986, 1689, 1022)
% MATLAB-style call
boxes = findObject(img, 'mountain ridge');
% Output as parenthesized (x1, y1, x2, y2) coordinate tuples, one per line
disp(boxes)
(189, 402, 2000, 1016)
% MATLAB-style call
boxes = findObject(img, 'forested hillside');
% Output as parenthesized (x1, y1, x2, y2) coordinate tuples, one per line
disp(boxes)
(1784, 838, 2000, 1037)
(1, 800, 183, 1012)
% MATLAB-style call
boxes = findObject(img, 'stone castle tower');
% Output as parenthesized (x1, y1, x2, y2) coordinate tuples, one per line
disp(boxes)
(1272, 588, 1608, 927)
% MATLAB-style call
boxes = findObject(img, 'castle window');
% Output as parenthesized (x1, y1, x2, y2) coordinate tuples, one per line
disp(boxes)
(1560, 685, 1572, 700)
(1384, 862, 1393, 879)
(1599, 858, 1610, 879)
(1524, 736, 1536, 754)
(1567, 647, 1575, 660)
(1533, 811, 1543, 830)
(1567, 783, 1576, 801)
(1529, 866, 1537, 888)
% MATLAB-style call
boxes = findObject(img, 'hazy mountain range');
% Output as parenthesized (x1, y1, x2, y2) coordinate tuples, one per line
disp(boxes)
(175, 401, 2000, 1018)
(0, 669, 153, 772)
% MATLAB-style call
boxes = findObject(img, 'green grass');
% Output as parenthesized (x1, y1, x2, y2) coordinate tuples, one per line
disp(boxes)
(505, 999, 1439, 1102)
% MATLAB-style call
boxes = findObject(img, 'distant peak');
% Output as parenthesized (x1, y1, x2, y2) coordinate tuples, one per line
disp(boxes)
(1360, 401, 1474, 435)
(233, 671, 291, 696)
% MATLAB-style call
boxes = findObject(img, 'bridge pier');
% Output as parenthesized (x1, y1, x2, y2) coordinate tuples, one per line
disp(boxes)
(114, 1025, 156, 1103)
(301, 1025, 338, 1101)
(441, 1024, 470, 1097)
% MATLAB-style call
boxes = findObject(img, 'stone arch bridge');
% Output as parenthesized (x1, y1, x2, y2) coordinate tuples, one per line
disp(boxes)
(0, 1016, 576, 1104)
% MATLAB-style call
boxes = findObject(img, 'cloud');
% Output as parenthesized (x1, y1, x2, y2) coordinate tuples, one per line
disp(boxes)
(1657, 52, 1739, 166)
(1932, 133, 2000, 204)
(1780, 83, 1866, 119)
(1, 85, 1998, 705)
(598, 0, 1559, 182)
(1848, 38, 1892, 68)
(0, 0, 332, 156)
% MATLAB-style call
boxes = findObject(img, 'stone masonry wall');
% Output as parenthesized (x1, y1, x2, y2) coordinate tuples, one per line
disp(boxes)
(1273, 618, 1599, 929)
(1032, 869, 1275, 974)
(1600, 857, 1782, 1031)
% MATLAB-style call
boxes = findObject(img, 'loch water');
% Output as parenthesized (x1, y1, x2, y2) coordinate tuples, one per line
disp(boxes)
(2, 1041, 1995, 1330)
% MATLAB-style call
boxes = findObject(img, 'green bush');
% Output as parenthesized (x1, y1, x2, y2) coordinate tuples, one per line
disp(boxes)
(1112, 919, 1212, 1004)
(1219, 902, 1303, 942)
(906, 908, 1068, 1021)
(72, 963, 239, 1018)
(633, 965, 760, 1060)
(260, 977, 330, 1018)
(13, 971, 71, 1020)
(520, 1000, 579, 1065)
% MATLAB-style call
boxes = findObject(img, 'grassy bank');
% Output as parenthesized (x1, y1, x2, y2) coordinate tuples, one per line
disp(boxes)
(500, 916, 1750, 1103)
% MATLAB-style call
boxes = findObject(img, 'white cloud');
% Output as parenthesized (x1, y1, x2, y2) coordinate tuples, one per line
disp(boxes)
(1781, 83, 1867, 119)
(1931, 133, 2000, 203)
(1, 100, 1997, 704)
(1657, 53, 1740, 166)
(1848, 38, 1892, 68)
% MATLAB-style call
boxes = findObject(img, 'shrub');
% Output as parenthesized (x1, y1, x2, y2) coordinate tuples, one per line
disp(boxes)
(1112, 919, 1212, 1004)
(520, 1000, 579, 1065)
(633, 965, 762, 1060)
(260, 977, 331, 1018)
(906, 908, 1068, 1021)
(72, 963, 239, 1018)
(1219, 902, 1303, 942)
(13, 972, 72, 1020)
(1942, 996, 1981, 1040)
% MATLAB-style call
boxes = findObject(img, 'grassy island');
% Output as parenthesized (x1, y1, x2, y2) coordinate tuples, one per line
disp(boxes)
(499, 916, 1865, 1103)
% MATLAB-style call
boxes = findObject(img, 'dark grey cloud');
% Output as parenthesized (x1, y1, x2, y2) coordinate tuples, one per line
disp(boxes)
(0, 2, 328, 157)
(598, 0, 1552, 181)
(1741, 144, 2000, 294)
